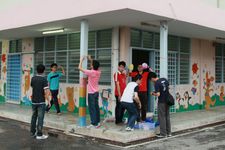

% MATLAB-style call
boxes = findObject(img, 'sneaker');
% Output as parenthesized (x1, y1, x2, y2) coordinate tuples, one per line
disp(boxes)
(167, 134, 172, 137)
(95, 123, 101, 129)
(86, 124, 94, 129)
(156, 134, 167, 138)
(57, 112, 61, 115)
(125, 127, 134, 131)
(36, 135, 48, 140)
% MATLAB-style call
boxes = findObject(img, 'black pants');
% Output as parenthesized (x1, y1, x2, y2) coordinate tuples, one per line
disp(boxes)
(138, 92, 148, 121)
(115, 96, 125, 124)
(158, 103, 171, 136)
(88, 92, 100, 126)
(30, 104, 46, 136)
(121, 102, 138, 128)
(46, 90, 60, 113)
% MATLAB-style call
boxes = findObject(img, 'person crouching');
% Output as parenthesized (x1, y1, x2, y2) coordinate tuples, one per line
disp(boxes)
(121, 74, 142, 131)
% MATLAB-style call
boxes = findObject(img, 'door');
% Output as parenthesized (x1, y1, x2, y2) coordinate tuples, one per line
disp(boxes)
(6, 54, 21, 103)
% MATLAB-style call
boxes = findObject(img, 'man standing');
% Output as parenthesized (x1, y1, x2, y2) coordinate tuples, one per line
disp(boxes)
(114, 61, 127, 124)
(149, 72, 171, 138)
(78, 55, 101, 128)
(46, 63, 65, 115)
(129, 63, 150, 122)
(30, 64, 50, 140)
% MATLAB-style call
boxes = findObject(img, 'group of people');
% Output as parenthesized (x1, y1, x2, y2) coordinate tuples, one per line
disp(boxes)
(30, 55, 171, 140)
(114, 61, 171, 137)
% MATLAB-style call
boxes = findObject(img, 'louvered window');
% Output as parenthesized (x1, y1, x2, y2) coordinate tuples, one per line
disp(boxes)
(9, 40, 22, 53)
(215, 43, 225, 83)
(34, 29, 112, 85)
(89, 29, 112, 85)
(131, 29, 190, 85)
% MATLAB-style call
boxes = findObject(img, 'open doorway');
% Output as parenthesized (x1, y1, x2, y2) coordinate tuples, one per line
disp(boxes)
(132, 49, 154, 113)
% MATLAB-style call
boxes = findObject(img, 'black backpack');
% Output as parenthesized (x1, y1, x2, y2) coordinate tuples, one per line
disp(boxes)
(167, 92, 175, 106)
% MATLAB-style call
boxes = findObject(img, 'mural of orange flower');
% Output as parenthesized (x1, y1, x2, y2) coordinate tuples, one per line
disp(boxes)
(1, 54, 6, 63)
(192, 63, 199, 75)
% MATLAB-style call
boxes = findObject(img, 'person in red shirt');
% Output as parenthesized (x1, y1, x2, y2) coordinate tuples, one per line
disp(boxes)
(114, 61, 127, 124)
(129, 63, 150, 122)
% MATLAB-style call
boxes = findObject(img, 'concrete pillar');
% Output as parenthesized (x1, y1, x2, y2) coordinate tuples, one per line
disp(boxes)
(119, 27, 130, 64)
(160, 21, 168, 78)
(111, 27, 119, 117)
(79, 20, 89, 127)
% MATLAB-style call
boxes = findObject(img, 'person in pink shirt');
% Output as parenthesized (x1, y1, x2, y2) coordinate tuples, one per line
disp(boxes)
(78, 55, 101, 128)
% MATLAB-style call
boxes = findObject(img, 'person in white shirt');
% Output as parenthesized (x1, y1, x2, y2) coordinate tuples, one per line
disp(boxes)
(121, 74, 142, 131)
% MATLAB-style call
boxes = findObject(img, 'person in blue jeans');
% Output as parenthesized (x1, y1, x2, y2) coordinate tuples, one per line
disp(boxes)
(30, 64, 50, 140)
(121, 74, 142, 131)
(46, 63, 65, 115)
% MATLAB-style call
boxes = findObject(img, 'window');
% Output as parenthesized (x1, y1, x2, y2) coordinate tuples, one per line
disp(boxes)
(34, 29, 112, 85)
(88, 29, 112, 85)
(9, 40, 22, 53)
(215, 43, 225, 83)
(0, 41, 2, 79)
(131, 29, 191, 85)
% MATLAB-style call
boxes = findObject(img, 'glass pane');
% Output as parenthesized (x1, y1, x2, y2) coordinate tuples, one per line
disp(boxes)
(68, 50, 80, 83)
(88, 31, 96, 49)
(154, 33, 160, 50)
(131, 29, 141, 47)
(168, 35, 179, 51)
(97, 29, 112, 48)
(96, 49, 111, 85)
(57, 35, 67, 50)
(179, 53, 190, 84)
(9, 40, 17, 53)
(215, 56, 222, 83)
(34, 52, 44, 74)
(44, 52, 55, 75)
(34, 37, 44, 51)
(143, 31, 154, 48)
(180, 37, 190, 53)
(45, 36, 55, 51)
(69, 33, 80, 50)
(56, 51, 67, 83)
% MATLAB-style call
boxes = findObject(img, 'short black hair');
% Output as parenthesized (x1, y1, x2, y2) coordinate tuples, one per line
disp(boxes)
(134, 74, 142, 82)
(37, 64, 45, 74)
(50, 63, 58, 68)
(92, 60, 100, 70)
(149, 72, 157, 80)
(118, 61, 126, 67)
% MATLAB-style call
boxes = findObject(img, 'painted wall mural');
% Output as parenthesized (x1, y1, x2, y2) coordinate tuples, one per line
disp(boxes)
(21, 39, 34, 105)
(203, 71, 216, 109)
(0, 40, 9, 102)
(56, 83, 113, 116)
(21, 54, 33, 105)
(174, 40, 225, 112)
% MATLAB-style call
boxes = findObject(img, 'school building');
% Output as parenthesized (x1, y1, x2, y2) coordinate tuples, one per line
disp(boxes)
(0, 0, 225, 125)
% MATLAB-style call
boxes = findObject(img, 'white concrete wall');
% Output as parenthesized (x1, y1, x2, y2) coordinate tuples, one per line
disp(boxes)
(0, 0, 225, 32)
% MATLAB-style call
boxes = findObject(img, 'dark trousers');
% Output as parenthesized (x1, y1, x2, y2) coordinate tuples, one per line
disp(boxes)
(46, 90, 60, 113)
(121, 102, 138, 128)
(158, 103, 171, 136)
(115, 96, 125, 124)
(88, 92, 100, 126)
(138, 92, 148, 121)
(30, 104, 46, 136)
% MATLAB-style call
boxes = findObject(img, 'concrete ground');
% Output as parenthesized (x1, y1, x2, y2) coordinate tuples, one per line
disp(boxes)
(1, 117, 225, 150)
(1, 103, 225, 143)
(132, 123, 225, 150)
(0, 117, 117, 150)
